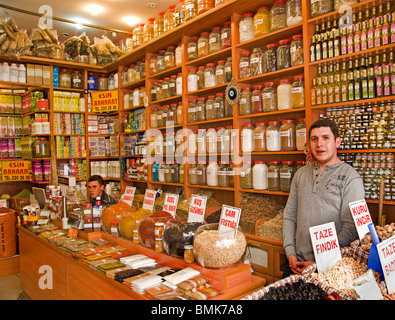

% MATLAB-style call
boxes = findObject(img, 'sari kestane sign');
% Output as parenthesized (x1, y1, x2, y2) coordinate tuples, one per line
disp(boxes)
(349, 199, 373, 240)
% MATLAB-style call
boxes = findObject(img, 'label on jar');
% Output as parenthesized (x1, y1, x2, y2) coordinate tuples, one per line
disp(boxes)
(262, 92, 272, 99)
(186, 3, 195, 10)
(280, 172, 292, 178)
(198, 42, 206, 48)
(267, 172, 278, 178)
(250, 57, 260, 64)
(280, 131, 290, 137)
(240, 62, 249, 68)
(254, 19, 263, 26)
(209, 37, 217, 44)
(188, 47, 196, 53)
(292, 87, 303, 93)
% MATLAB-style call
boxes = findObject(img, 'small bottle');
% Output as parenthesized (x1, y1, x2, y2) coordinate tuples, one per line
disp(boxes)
(84, 218, 93, 232)
(155, 238, 164, 253)
(111, 221, 120, 237)
(184, 245, 195, 263)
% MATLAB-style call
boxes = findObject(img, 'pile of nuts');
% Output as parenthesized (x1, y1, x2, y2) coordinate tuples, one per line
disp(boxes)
(360, 223, 395, 251)
(257, 211, 283, 241)
(311, 257, 380, 299)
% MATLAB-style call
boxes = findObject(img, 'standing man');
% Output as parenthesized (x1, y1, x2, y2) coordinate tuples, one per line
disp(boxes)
(282, 119, 365, 276)
(88, 175, 117, 206)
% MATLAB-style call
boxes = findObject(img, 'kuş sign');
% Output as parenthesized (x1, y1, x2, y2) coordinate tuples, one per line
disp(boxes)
(349, 199, 373, 240)
(187, 195, 207, 223)
(377, 235, 395, 293)
(218, 204, 241, 237)
(163, 194, 179, 217)
(142, 189, 157, 212)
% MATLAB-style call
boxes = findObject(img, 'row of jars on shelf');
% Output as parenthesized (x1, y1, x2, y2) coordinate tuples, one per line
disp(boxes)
(123, 87, 146, 109)
(150, 103, 184, 128)
(187, 58, 232, 92)
(187, 93, 232, 123)
(121, 60, 146, 86)
(151, 73, 183, 101)
(239, 1, 302, 44)
(239, 35, 304, 79)
(149, 45, 182, 75)
(238, 75, 305, 116)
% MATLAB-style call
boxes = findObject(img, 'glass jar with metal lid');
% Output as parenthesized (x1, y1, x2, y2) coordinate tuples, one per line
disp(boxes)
(239, 13, 254, 43)
(209, 26, 222, 54)
(175, 129, 184, 154)
(169, 104, 178, 125)
(241, 161, 253, 189)
(197, 66, 206, 90)
(198, 32, 210, 58)
(196, 97, 207, 121)
(239, 87, 252, 115)
(286, 0, 302, 26)
(241, 124, 255, 153)
(250, 48, 263, 76)
(277, 79, 292, 110)
(215, 60, 226, 85)
(277, 39, 291, 70)
(254, 7, 270, 38)
(221, 21, 232, 49)
(268, 161, 281, 191)
(185, 0, 197, 21)
(188, 36, 199, 61)
(252, 85, 263, 113)
(239, 51, 251, 79)
(165, 46, 176, 69)
(206, 128, 217, 153)
(218, 161, 228, 187)
(262, 82, 277, 112)
(291, 75, 305, 108)
(196, 161, 207, 185)
(171, 162, 180, 183)
(280, 119, 296, 151)
(280, 161, 295, 192)
(179, 162, 185, 183)
(254, 122, 267, 151)
(205, 95, 216, 120)
(263, 44, 277, 73)
(144, 18, 155, 43)
(155, 133, 164, 155)
(197, 129, 207, 154)
(290, 34, 304, 66)
(214, 93, 225, 118)
(270, 0, 287, 31)
(204, 63, 217, 88)
(188, 161, 198, 185)
(266, 121, 281, 151)
(296, 118, 306, 151)
(188, 99, 197, 122)
(154, 12, 165, 37)
(157, 50, 166, 72)
(223, 126, 233, 154)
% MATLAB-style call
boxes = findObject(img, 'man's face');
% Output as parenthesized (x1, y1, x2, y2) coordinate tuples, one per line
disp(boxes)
(309, 126, 341, 167)
(88, 181, 104, 199)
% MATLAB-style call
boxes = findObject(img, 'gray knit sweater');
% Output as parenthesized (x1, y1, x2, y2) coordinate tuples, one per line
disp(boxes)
(283, 161, 365, 262)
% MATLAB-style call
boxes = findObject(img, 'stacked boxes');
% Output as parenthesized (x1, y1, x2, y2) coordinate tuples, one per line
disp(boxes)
(56, 136, 86, 158)
(0, 94, 22, 114)
(88, 136, 119, 157)
(53, 113, 85, 135)
(53, 91, 85, 112)
(58, 159, 87, 180)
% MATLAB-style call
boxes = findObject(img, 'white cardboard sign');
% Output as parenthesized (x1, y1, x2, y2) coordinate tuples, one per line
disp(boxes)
(218, 204, 241, 237)
(349, 199, 373, 240)
(309, 222, 342, 273)
(163, 193, 179, 217)
(187, 195, 207, 223)
(377, 235, 395, 294)
(122, 186, 136, 207)
(142, 189, 157, 212)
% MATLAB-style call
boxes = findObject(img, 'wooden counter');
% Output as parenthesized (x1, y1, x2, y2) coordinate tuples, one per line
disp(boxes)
(18, 226, 265, 300)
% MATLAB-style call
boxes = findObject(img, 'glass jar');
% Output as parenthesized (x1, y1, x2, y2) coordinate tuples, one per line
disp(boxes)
(207, 161, 219, 186)
(188, 130, 197, 154)
(98, 73, 108, 91)
(175, 43, 183, 67)
(296, 118, 306, 151)
(179, 162, 185, 183)
(171, 162, 180, 183)
(185, 0, 198, 21)
(175, 130, 184, 154)
(206, 95, 216, 120)
(292, 75, 305, 108)
(209, 26, 222, 54)
(164, 162, 172, 183)
(34, 137, 50, 158)
(196, 161, 207, 185)
(239, 51, 251, 79)
(286, 0, 302, 26)
(221, 21, 232, 49)
(188, 161, 198, 185)
(241, 161, 253, 189)
(290, 34, 304, 66)
(254, 122, 267, 151)
(150, 108, 158, 128)
(268, 161, 281, 191)
(188, 36, 199, 61)
(156, 107, 164, 128)
(241, 124, 255, 153)
(198, 32, 210, 58)
(161, 78, 170, 99)
(239, 13, 254, 43)
(270, 0, 287, 31)
(214, 93, 225, 119)
(280, 161, 295, 192)
(225, 57, 232, 83)
(218, 161, 228, 187)
(149, 54, 158, 75)
(266, 121, 281, 151)
(154, 12, 165, 37)
(164, 6, 176, 32)
(253, 161, 268, 190)
(204, 63, 217, 87)
(87, 72, 97, 90)
(206, 130, 219, 156)
(165, 46, 176, 69)
(277, 39, 291, 70)
(277, 79, 292, 110)
(252, 85, 263, 113)
(169, 104, 178, 125)
(196, 66, 205, 90)
(59, 69, 71, 88)
(196, 97, 207, 121)
(250, 48, 263, 76)
(223, 126, 233, 154)
(239, 87, 252, 115)
(280, 119, 296, 151)
(198, 0, 215, 14)
(254, 7, 270, 38)
(262, 82, 277, 112)
(177, 102, 183, 125)
(187, 68, 198, 92)
(169, 75, 177, 97)
(176, 73, 183, 95)
(71, 70, 83, 89)
(197, 129, 207, 154)
(157, 50, 166, 73)
(144, 18, 155, 43)
(216, 127, 226, 154)
(215, 60, 226, 85)
(132, 24, 144, 48)
(188, 99, 197, 122)
(227, 161, 235, 187)
(175, 0, 186, 26)
(263, 44, 277, 73)
(311, 0, 334, 18)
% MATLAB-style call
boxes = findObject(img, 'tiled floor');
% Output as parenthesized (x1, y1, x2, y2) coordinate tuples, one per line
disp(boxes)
(0, 274, 25, 300)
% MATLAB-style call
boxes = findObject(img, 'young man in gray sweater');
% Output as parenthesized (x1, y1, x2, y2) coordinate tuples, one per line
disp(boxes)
(282, 118, 365, 276)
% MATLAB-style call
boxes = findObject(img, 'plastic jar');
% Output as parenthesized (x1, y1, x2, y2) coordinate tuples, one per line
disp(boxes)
(216, 60, 226, 85)
(216, 127, 226, 154)
(71, 70, 83, 89)
(206, 95, 216, 120)
(206, 128, 217, 153)
(252, 85, 263, 113)
(239, 13, 254, 43)
(198, 0, 215, 14)
(239, 87, 252, 115)
(185, 0, 198, 21)
(154, 12, 165, 37)
(250, 48, 263, 76)
(253, 161, 268, 190)
(165, 46, 176, 69)
(196, 97, 207, 121)
(263, 44, 277, 73)
(277, 39, 291, 70)
(164, 6, 176, 32)
(268, 161, 281, 191)
(241, 124, 255, 153)
(270, 0, 287, 31)
(280, 119, 296, 151)
(132, 24, 144, 48)
(88, 73, 97, 90)
(254, 7, 270, 38)
(239, 51, 251, 79)
(34, 137, 50, 157)
(311, 0, 334, 18)
(296, 118, 306, 151)
(266, 121, 281, 151)
(209, 27, 222, 54)
(204, 63, 217, 88)
(290, 34, 304, 66)
(197, 129, 207, 154)
(241, 161, 253, 189)
(262, 82, 277, 112)
(188, 36, 199, 61)
(144, 18, 155, 43)
(280, 161, 295, 192)
(218, 161, 228, 187)
(198, 32, 210, 58)
(188, 130, 197, 154)
(187, 68, 198, 92)
(175, 0, 185, 26)
(292, 75, 305, 108)
(59, 69, 71, 88)
(188, 99, 197, 122)
(207, 161, 219, 186)
(286, 0, 302, 26)
(254, 122, 267, 151)
(221, 21, 232, 49)
(214, 93, 225, 118)
(196, 161, 207, 185)
(277, 79, 292, 110)
(188, 161, 198, 184)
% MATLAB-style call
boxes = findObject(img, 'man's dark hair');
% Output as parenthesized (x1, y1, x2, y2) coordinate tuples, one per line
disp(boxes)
(88, 175, 104, 186)
(308, 118, 339, 139)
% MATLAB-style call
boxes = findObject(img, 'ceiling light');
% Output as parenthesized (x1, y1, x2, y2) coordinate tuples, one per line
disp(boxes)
(84, 4, 105, 16)
(122, 16, 140, 27)
(147, 3, 157, 8)
(71, 17, 90, 30)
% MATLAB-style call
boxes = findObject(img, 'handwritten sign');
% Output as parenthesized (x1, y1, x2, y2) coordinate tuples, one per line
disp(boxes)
(218, 204, 241, 237)
(1, 160, 31, 181)
(377, 235, 395, 293)
(142, 189, 157, 212)
(349, 199, 373, 240)
(187, 195, 207, 223)
(309, 222, 341, 273)
(90, 90, 118, 113)
(163, 194, 179, 217)
(122, 186, 136, 207)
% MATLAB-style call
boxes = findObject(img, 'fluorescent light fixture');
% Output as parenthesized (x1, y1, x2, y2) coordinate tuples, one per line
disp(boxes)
(122, 16, 140, 27)
(84, 4, 105, 16)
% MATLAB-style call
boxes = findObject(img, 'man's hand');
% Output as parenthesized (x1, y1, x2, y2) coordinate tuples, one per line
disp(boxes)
(288, 255, 314, 275)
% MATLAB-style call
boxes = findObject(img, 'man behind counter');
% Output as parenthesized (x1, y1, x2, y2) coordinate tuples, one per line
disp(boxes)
(88, 175, 117, 206)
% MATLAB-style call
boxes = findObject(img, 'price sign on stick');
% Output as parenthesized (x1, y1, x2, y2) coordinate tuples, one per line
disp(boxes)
(187, 195, 207, 223)
(349, 199, 373, 240)
(218, 204, 241, 237)
(142, 189, 157, 212)
(309, 222, 341, 273)
(163, 194, 179, 217)
(377, 235, 395, 293)
(122, 186, 136, 207)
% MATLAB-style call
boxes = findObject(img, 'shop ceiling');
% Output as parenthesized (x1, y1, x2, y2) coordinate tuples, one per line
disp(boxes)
(0, 0, 175, 43)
